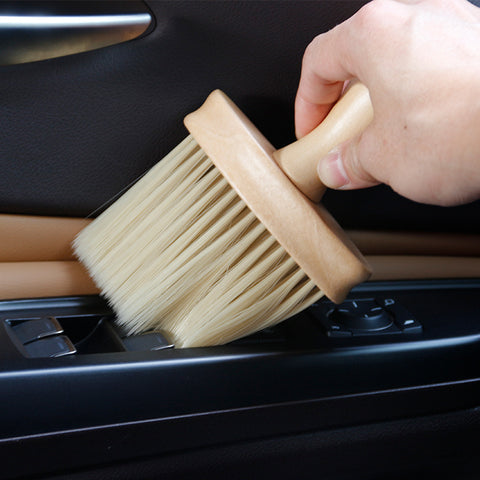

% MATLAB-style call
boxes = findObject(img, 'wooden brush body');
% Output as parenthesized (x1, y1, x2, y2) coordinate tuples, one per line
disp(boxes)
(74, 84, 372, 347)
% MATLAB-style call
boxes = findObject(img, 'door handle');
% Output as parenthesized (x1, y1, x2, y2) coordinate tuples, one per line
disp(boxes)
(0, 1, 152, 65)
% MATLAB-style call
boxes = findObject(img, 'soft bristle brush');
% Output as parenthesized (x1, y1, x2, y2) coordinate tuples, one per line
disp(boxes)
(74, 81, 373, 348)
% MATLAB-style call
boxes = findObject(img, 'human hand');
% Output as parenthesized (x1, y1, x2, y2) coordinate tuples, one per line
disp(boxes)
(295, 0, 480, 206)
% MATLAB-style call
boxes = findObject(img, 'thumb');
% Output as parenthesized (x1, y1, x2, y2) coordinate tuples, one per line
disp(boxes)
(317, 136, 379, 190)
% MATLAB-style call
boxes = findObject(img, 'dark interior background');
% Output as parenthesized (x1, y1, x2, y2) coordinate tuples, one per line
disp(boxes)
(0, 0, 478, 234)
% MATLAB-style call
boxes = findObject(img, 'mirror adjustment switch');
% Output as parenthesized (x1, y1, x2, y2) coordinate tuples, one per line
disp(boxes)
(328, 301, 394, 331)
(23, 335, 76, 358)
(316, 298, 400, 337)
(11, 317, 63, 344)
(314, 297, 421, 338)
(376, 298, 422, 334)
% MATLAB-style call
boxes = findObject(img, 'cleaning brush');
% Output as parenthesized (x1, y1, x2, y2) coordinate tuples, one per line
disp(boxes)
(74, 81, 374, 348)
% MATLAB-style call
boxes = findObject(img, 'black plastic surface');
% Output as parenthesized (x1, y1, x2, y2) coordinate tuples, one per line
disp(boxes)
(0, 280, 479, 478)
(19, 408, 479, 480)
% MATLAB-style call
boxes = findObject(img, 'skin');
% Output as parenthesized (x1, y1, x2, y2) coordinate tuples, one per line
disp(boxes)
(295, 0, 480, 206)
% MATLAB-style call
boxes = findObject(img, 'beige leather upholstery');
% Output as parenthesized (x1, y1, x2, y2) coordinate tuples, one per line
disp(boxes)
(2, 256, 479, 301)
(0, 261, 99, 299)
(0, 214, 479, 300)
(0, 214, 90, 262)
(349, 230, 480, 256)
(2, 214, 480, 262)
(368, 255, 480, 281)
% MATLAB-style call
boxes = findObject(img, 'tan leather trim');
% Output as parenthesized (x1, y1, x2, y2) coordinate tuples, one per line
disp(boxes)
(0, 214, 90, 262)
(349, 230, 480, 256)
(1, 214, 480, 262)
(0, 214, 478, 301)
(368, 255, 480, 281)
(0, 261, 99, 300)
(0, 256, 478, 301)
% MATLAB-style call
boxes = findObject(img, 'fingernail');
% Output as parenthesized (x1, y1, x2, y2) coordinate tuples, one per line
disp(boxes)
(318, 148, 350, 189)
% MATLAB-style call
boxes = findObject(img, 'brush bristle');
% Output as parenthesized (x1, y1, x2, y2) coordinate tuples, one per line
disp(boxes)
(74, 135, 324, 347)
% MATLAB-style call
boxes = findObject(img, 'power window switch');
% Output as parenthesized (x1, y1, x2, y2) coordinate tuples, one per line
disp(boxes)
(122, 332, 174, 351)
(11, 317, 63, 344)
(24, 335, 76, 358)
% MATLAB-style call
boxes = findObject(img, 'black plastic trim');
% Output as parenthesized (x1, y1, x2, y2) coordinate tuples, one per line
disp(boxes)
(1, 379, 479, 479)
(0, 279, 479, 478)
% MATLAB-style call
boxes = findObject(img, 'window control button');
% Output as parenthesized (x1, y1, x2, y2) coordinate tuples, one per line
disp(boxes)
(24, 335, 76, 358)
(11, 317, 63, 344)
(122, 332, 174, 351)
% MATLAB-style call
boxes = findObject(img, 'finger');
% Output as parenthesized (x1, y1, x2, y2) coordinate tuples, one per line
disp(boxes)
(317, 134, 380, 190)
(295, 83, 343, 139)
(294, 20, 359, 138)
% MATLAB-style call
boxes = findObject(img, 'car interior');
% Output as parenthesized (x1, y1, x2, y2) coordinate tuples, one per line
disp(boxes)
(0, 1, 479, 479)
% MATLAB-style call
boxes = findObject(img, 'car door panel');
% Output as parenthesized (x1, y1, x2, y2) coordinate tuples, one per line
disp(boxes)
(0, 1, 479, 479)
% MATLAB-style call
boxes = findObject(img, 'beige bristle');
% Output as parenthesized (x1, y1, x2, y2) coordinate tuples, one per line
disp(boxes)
(74, 135, 324, 348)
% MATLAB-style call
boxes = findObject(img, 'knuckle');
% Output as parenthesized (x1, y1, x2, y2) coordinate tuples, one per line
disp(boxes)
(302, 34, 323, 67)
(354, 0, 387, 28)
(353, 0, 403, 33)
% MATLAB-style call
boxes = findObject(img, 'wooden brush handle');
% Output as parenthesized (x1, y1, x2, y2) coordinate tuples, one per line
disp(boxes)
(273, 81, 373, 202)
